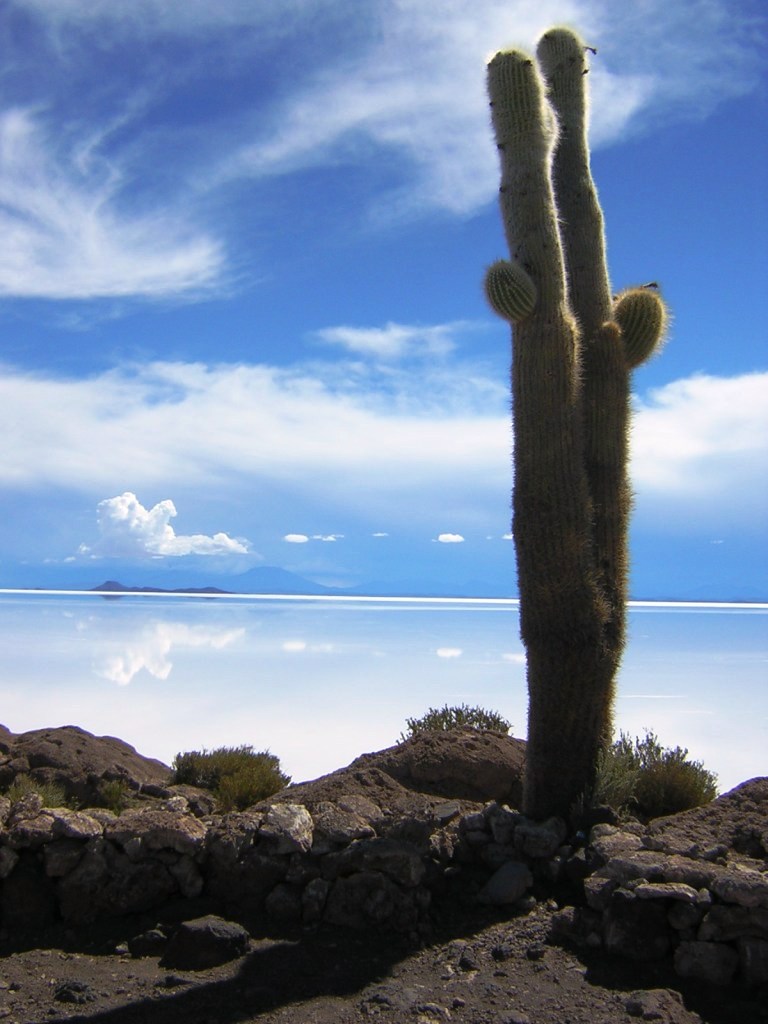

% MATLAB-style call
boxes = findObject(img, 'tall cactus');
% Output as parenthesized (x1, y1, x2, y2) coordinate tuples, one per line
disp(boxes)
(485, 28, 668, 820)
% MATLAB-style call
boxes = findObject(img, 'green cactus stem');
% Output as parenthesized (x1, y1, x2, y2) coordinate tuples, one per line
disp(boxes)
(486, 28, 668, 820)
(484, 259, 537, 322)
(614, 287, 670, 368)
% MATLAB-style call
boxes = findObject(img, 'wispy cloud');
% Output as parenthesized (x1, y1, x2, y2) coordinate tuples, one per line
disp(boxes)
(314, 322, 466, 361)
(80, 492, 250, 558)
(0, 108, 223, 300)
(1, 0, 763, 301)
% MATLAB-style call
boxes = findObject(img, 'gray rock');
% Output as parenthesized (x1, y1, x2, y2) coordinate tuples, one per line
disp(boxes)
(310, 800, 375, 853)
(259, 803, 313, 854)
(160, 915, 250, 969)
(584, 874, 619, 912)
(625, 988, 685, 1020)
(674, 940, 739, 985)
(738, 936, 768, 986)
(324, 870, 423, 930)
(634, 881, 699, 903)
(168, 854, 204, 898)
(324, 837, 425, 888)
(105, 808, 207, 858)
(589, 828, 645, 865)
(603, 891, 671, 961)
(302, 876, 331, 924)
(265, 882, 303, 922)
(128, 928, 168, 958)
(668, 901, 706, 932)
(710, 867, 768, 908)
(548, 905, 602, 950)
(0, 845, 19, 878)
(477, 860, 532, 906)
(515, 816, 566, 859)
(485, 803, 519, 845)
(43, 837, 87, 877)
(698, 904, 768, 942)
(1, 852, 57, 931)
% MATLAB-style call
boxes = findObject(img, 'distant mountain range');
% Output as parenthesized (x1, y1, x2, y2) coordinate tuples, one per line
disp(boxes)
(2, 562, 763, 603)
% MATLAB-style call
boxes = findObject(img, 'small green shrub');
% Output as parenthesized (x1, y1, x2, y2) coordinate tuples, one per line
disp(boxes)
(170, 745, 290, 812)
(99, 778, 132, 815)
(4, 774, 68, 808)
(594, 730, 718, 820)
(400, 703, 512, 742)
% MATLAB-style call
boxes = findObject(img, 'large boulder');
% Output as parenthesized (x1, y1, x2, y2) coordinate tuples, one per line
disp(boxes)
(0, 725, 171, 806)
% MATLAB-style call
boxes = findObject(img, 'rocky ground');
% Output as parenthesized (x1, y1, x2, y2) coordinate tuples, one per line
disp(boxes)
(1, 900, 762, 1024)
(1, 725, 766, 1024)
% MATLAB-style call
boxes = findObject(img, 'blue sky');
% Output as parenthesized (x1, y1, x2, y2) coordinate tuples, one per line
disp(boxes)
(1, 0, 766, 599)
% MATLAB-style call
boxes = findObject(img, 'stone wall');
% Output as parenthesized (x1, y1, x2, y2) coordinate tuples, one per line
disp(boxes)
(1, 785, 767, 988)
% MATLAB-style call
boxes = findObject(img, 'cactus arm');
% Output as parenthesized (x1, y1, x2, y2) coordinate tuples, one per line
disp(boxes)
(614, 287, 670, 368)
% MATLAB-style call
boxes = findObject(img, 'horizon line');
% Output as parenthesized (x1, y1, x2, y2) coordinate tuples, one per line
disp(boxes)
(1, 588, 766, 610)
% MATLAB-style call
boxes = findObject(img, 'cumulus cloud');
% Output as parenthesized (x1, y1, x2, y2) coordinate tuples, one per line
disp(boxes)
(284, 534, 309, 544)
(436, 534, 465, 543)
(81, 492, 249, 558)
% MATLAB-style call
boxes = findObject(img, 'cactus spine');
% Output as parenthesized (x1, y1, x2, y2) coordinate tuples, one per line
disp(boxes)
(485, 28, 668, 820)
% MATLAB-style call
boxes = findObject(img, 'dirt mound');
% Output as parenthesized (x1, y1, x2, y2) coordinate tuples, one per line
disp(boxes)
(271, 728, 526, 824)
(647, 777, 768, 863)
(0, 724, 171, 806)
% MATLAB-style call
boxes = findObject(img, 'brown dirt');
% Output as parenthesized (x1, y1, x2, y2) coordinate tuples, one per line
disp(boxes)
(1, 902, 764, 1024)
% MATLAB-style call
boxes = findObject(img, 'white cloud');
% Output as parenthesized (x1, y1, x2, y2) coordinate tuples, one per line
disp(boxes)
(282, 640, 307, 652)
(81, 492, 249, 558)
(503, 652, 527, 665)
(312, 534, 344, 542)
(1, 359, 766, 541)
(631, 373, 768, 519)
(436, 647, 463, 658)
(314, 322, 464, 360)
(284, 534, 310, 544)
(437, 534, 465, 543)
(0, 108, 223, 300)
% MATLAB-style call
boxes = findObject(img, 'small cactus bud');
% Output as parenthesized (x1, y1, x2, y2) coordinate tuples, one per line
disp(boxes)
(613, 287, 669, 368)
(484, 259, 537, 322)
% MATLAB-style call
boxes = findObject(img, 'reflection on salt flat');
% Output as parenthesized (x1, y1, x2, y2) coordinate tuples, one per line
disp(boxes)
(94, 622, 246, 685)
(0, 594, 765, 793)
